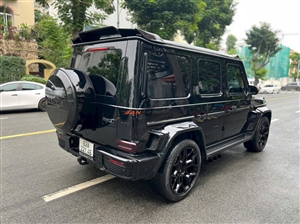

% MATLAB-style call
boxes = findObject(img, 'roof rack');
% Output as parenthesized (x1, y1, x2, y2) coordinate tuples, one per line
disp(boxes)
(73, 26, 164, 44)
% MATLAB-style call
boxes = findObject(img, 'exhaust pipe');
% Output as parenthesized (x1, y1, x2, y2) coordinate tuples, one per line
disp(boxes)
(77, 156, 89, 165)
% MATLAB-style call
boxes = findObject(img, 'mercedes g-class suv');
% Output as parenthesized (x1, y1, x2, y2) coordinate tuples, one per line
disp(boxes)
(45, 26, 271, 202)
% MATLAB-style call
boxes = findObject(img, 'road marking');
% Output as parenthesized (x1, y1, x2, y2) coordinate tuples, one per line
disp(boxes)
(42, 174, 116, 202)
(266, 96, 299, 101)
(295, 110, 300, 114)
(271, 119, 279, 123)
(0, 117, 8, 120)
(0, 129, 56, 140)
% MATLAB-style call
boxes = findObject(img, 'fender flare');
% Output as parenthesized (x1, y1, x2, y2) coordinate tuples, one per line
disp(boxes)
(148, 121, 207, 177)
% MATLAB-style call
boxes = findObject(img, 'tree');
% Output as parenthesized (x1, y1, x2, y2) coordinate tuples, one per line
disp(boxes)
(36, 0, 114, 37)
(245, 22, 281, 84)
(289, 52, 300, 81)
(33, 15, 72, 67)
(34, 9, 44, 24)
(184, 0, 236, 50)
(226, 34, 237, 54)
(123, 0, 205, 40)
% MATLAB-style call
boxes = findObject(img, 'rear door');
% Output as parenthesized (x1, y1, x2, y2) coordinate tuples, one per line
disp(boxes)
(0, 83, 19, 110)
(18, 83, 44, 109)
(72, 40, 130, 145)
(223, 64, 251, 139)
(194, 59, 225, 145)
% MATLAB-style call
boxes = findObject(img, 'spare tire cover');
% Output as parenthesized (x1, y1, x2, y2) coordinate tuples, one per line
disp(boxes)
(46, 68, 95, 133)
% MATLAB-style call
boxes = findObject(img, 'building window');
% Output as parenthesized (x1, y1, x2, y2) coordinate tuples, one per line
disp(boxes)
(0, 6, 14, 28)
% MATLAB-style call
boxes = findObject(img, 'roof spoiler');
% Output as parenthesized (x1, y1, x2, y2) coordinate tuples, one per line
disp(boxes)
(72, 26, 164, 44)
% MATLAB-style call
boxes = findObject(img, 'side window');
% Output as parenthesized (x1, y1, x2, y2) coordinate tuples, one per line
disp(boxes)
(0, 83, 18, 92)
(146, 50, 190, 99)
(196, 60, 221, 95)
(21, 83, 36, 91)
(226, 65, 245, 93)
(35, 85, 43, 90)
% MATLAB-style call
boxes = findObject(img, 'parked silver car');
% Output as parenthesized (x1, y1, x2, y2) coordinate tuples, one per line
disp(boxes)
(281, 82, 300, 91)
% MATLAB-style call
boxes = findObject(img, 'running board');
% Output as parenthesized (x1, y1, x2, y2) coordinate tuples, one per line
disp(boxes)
(206, 134, 253, 160)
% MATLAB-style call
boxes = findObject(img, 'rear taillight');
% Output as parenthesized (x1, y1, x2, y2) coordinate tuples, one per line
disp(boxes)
(116, 139, 137, 153)
(87, 47, 109, 52)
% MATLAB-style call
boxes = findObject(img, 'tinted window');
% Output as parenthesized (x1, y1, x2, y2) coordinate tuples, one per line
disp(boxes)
(226, 65, 245, 93)
(22, 83, 36, 90)
(197, 60, 221, 95)
(146, 49, 190, 99)
(0, 83, 18, 91)
(75, 49, 122, 88)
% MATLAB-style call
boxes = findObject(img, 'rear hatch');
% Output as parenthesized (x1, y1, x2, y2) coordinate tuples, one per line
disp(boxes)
(46, 40, 136, 149)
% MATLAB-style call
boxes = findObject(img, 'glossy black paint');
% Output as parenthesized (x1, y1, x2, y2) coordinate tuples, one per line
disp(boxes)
(46, 26, 272, 181)
(46, 68, 96, 133)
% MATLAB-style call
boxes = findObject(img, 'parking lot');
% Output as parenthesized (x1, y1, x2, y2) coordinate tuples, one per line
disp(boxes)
(1, 92, 299, 223)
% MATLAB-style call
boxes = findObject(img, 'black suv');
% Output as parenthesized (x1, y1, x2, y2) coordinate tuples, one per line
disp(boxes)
(46, 26, 271, 202)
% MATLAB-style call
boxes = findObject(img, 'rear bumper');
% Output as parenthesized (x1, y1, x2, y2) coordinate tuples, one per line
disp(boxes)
(57, 132, 160, 181)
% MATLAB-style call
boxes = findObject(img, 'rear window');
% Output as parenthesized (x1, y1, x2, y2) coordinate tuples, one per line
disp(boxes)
(74, 49, 122, 88)
(22, 83, 43, 90)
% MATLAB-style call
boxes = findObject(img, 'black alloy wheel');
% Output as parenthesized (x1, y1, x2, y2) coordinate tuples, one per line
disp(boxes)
(170, 146, 199, 194)
(244, 116, 270, 152)
(256, 117, 270, 149)
(150, 139, 201, 202)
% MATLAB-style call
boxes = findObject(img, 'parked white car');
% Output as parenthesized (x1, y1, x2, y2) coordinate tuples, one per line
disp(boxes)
(259, 84, 281, 94)
(0, 81, 46, 111)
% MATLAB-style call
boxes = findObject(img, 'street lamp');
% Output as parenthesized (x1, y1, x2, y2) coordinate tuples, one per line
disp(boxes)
(126, 15, 133, 28)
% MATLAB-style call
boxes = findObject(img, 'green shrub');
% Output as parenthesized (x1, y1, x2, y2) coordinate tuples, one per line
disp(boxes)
(21, 75, 47, 84)
(0, 56, 26, 83)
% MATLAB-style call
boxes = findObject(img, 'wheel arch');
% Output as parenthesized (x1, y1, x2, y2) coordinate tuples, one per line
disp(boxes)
(152, 121, 207, 175)
(257, 106, 272, 123)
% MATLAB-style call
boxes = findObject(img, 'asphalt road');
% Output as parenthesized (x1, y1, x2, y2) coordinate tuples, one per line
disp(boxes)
(1, 92, 299, 223)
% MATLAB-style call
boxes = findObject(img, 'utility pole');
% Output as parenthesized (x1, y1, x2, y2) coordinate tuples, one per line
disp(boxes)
(297, 60, 300, 79)
(279, 32, 299, 45)
(116, 0, 120, 28)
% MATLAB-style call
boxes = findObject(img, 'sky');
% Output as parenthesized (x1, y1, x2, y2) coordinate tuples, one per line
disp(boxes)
(223, 0, 300, 52)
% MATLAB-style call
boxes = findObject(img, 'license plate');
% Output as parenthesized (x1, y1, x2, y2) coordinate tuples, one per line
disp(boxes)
(79, 138, 94, 158)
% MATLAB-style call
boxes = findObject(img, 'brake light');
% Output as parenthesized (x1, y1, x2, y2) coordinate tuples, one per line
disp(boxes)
(116, 139, 137, 153)
(87, 47, 109, 52)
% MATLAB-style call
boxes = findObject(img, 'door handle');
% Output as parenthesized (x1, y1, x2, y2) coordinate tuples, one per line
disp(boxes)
(35, 93, 41, 95)
(11, 94, 18, 96)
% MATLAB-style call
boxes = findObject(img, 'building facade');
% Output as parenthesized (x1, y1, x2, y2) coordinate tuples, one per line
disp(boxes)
(237, 45, 291, 80)
(0, 0, 35, 28)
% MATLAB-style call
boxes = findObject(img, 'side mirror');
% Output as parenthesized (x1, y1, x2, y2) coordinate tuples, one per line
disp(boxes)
(248, 85, 259, 95)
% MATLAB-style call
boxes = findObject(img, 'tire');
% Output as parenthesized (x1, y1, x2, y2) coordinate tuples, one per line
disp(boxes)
(38, 98, 47, 111)
(296, 87, 300, 91)
(281, 87, 286, 91)
(150, 139, 201, 202)
(244, 116, 270, 152)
